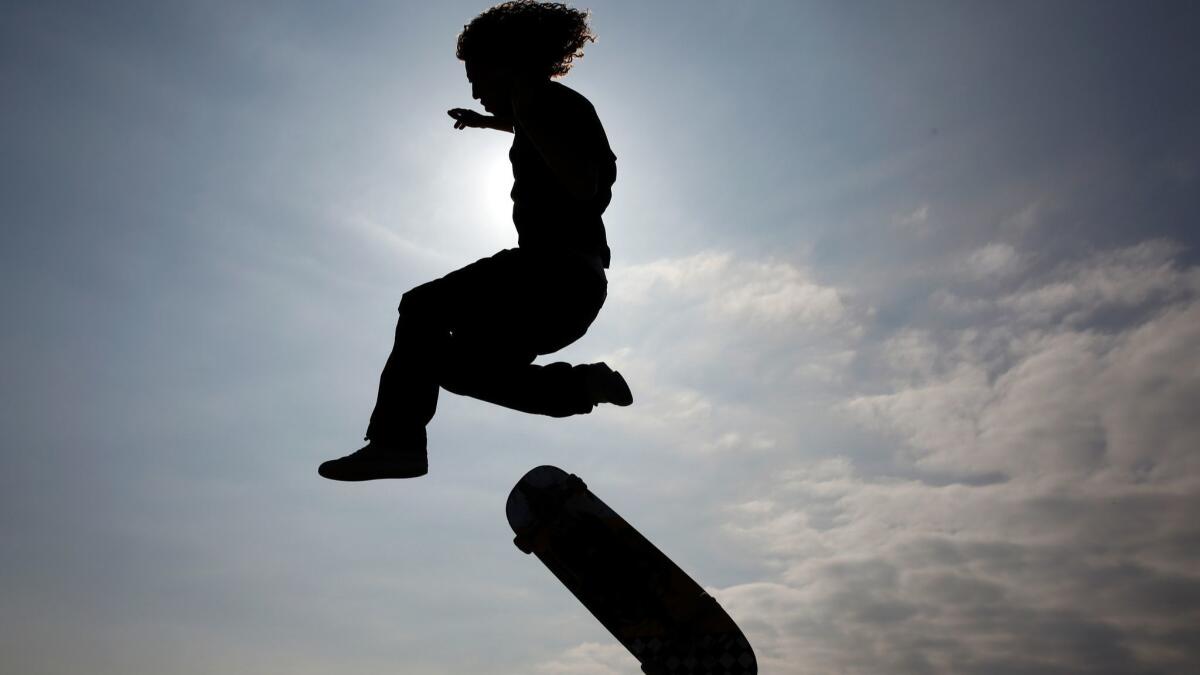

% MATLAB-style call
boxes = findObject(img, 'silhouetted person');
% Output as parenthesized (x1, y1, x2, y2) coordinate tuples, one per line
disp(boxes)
(320, 1, 631, 481)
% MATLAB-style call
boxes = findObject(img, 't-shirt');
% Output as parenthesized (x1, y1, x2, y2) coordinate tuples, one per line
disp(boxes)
(509, 82, 617, 268)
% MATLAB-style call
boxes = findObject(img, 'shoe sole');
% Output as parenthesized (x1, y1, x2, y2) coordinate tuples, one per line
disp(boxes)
(318, 462, 429, 481)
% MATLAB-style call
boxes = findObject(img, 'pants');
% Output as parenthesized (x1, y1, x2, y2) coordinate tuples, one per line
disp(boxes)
(365, 247, 608, 444)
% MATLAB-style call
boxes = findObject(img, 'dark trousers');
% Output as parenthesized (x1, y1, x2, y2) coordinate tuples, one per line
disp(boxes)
(365, 247, 608, 444)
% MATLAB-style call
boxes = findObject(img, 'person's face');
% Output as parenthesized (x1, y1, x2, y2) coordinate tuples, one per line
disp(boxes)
(465, 60, 513, 117)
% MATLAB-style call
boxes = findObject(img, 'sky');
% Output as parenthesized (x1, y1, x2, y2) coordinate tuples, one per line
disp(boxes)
(3, 1, 1199, 673)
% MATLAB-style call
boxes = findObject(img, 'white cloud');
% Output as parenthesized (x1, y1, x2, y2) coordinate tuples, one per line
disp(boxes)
(711, 239, 1200, 673)
(959, 242, 1020, 280)
(535, 642, 640, 675)
(614, 251, 848, 326)
(594, 251, 863, 457)
(1000, 200, 1041, 234)
(894, 204, 932, 236)
(849, 242, 1200, 484)
(997, 240, 1198, 325)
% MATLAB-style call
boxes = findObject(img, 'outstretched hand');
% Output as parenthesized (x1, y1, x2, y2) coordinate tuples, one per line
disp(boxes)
(447, 108, 488, 130)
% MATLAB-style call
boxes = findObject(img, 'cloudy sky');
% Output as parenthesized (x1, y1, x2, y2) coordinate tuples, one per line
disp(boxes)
(3, 1, 1199, 673)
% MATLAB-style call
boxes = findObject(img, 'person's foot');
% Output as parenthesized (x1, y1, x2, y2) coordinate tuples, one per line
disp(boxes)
(318, 439, 428, 481)
(585, 363, 633, 407)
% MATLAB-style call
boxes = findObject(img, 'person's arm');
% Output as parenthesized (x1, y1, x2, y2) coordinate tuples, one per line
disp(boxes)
(447, 108, 514, 133)
(508, 81, 600, 200)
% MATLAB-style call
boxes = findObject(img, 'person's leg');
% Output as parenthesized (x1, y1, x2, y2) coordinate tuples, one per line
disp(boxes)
(362, 250, 522, 443)
(362, 307, 445, 444)
(318, 307, 442, 481)
(320, 248, 630, 481)
(440, 350, 595, 417)
(439, 251, 631, 416)
(320, 252, 516, 481)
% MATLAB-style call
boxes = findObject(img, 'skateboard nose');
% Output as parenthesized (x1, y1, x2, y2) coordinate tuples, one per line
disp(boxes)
(505, 487, 535, 531)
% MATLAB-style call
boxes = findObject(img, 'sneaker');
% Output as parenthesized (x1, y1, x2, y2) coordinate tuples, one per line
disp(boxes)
(318, 440, 428, 481)
(586, 363, 633, 407)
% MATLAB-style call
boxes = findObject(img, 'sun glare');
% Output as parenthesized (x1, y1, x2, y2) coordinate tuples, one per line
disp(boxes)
(467, 151, 517, 250)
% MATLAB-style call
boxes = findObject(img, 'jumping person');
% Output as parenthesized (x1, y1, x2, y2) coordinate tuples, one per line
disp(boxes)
(319, 1, 631, 481)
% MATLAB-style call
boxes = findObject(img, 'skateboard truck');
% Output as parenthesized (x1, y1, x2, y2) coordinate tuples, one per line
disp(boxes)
(512, 472, 588, 554)
(513, 533, 537, 555)
(511, 468, 585, 552)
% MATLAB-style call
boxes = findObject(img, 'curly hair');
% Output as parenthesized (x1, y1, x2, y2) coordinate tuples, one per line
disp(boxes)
(456, 1, 596, 79)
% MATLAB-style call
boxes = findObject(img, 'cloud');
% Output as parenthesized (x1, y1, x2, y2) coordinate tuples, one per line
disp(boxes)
(722, 468, 1200, 673)
(893, 204, 932, 236)
(614, 251, 848, 326)
(535, 642, 639, 675)
(596, 251, 862, 455)
(996, 240, 1198, 326)
(958, 242, 1020, 280)
(848, 241, 1200, 483)
(708, 239, 1200, 673)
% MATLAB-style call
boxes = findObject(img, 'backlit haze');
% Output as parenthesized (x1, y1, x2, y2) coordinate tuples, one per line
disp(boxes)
(3, 1, 1199, 673)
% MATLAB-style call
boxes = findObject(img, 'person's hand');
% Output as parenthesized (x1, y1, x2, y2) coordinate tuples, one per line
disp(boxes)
(447, 108, 489, 130)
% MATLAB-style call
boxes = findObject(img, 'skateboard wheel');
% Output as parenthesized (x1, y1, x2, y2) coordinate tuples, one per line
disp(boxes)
(513, 535, 534, 555)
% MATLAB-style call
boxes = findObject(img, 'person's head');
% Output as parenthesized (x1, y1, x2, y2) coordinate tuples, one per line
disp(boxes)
(457, 1, 595, 114)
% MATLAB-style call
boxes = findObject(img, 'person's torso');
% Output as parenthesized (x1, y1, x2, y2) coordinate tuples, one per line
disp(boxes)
(510, 82, 616, 268)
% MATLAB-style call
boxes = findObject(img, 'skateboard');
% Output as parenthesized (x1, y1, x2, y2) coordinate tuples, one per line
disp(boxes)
(506, 465, 757, 674)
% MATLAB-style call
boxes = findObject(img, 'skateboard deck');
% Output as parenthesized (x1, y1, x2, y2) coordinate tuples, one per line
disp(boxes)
(506, 465, 757, 674)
